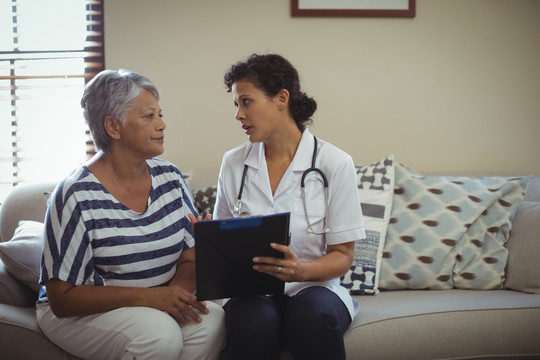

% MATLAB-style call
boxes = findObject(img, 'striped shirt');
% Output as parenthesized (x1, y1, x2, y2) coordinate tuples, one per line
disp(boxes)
(37, 158, 197, 305)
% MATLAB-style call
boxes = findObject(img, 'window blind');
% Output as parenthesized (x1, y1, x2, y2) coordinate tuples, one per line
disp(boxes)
(0, 0, 104, 203)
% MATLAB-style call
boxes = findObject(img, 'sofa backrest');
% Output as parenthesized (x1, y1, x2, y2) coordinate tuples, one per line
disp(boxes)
(524, 176, 540, 202)
(0, 177, 539, 243)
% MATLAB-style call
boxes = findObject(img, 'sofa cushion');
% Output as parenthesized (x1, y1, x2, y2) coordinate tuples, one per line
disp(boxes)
(0, 220, 43, 293)
(341, 155, 394, 295)
(380, 164, 530, 290)
(504, 201, 540, 294)
(348, 290, 540, 359)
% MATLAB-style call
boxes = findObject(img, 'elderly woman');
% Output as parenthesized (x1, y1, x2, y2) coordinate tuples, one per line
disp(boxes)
(36, 69, 225, 360)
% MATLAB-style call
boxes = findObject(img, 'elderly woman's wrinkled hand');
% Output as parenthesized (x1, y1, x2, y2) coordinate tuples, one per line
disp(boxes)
(149, 286, 208, 324)
(188, 213, 212, 232)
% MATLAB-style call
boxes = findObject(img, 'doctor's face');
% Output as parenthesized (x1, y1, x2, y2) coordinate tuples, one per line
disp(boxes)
(231, 79, 283, 143)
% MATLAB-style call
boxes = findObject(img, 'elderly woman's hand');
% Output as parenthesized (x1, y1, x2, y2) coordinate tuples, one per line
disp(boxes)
(149, 285, 209, 324)
(188, 213, 212, 232)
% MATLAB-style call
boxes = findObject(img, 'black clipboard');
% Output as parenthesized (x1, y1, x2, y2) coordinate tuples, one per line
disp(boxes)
(194, 212, 291, 301)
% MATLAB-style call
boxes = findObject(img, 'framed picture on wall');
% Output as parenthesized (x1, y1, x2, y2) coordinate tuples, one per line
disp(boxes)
(291, 0, 416, 18)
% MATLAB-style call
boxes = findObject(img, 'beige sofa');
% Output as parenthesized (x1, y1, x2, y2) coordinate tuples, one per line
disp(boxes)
(1, 176, 540, 360)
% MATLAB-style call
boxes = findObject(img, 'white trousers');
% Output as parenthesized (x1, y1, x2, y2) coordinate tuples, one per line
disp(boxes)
(36, 302, 226, 360)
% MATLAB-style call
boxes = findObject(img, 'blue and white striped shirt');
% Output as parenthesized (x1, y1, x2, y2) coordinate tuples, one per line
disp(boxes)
(38, 158, 197, 305)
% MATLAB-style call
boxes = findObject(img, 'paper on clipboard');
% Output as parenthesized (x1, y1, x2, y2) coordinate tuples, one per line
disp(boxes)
(194, 212, 291, 301)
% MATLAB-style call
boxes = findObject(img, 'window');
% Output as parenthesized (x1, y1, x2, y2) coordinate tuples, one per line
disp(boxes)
(0, 0, 104, 203)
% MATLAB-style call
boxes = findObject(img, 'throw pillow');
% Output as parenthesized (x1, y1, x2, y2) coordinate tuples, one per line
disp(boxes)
(0, 220, 44, 293)
(340, 155, 395, 295)
(193, 186, 217, 217)
(379, 164, 530, 290)
(504, 201, 540, 294)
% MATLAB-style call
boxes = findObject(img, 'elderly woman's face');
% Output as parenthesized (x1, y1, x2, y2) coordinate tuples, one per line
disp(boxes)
(119, 89, 166, 158)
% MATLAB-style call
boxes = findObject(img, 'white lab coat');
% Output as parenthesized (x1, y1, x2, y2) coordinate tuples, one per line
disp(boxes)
(214, 129, 365, 319)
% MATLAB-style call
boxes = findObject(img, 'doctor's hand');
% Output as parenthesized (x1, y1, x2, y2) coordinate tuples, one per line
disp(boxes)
(252, 243, 305, 282)
(253, 242, 355, 283)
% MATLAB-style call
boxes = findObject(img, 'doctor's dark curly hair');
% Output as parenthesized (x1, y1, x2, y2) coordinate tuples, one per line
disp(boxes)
(224, 53, 317, 130)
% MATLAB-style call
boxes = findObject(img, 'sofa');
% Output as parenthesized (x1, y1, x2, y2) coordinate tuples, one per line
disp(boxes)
(1, 159, 540, 359)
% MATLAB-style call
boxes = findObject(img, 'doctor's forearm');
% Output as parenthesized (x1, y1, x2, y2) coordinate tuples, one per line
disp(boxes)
(298, 243, 354, 282)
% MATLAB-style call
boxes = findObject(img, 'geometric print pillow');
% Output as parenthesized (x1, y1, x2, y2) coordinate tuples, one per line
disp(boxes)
(379, 163, 531, 290)
(193, 186, 217, 217)
(341, 155, 395, 295)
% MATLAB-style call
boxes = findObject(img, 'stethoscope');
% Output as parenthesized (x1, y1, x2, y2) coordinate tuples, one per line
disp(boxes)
(233, 137, 330, 235)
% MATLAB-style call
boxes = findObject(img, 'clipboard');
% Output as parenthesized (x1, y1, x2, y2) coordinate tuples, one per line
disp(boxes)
(194, 212, 291, 301)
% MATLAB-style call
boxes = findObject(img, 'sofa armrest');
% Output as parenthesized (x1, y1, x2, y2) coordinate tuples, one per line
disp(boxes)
(0, 260, 36, 307)
(0, 181, 56, 242)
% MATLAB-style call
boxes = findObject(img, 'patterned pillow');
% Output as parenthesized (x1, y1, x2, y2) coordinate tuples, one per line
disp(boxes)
(341, 155, 395, 295)
(193, 186, 217, 216)
(379, 163, 531, 290)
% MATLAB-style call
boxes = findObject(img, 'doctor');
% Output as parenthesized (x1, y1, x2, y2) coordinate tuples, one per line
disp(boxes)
(214, 54, 366, 360)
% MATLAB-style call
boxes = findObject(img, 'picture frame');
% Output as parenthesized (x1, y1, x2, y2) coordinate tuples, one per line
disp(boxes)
(291, 0, 416, 18)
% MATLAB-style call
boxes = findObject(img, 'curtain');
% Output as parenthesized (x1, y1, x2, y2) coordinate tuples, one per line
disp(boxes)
(0, 0, 104, 203)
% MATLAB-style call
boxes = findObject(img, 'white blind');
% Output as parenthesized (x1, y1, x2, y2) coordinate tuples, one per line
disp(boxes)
(0, 0, 103, 203)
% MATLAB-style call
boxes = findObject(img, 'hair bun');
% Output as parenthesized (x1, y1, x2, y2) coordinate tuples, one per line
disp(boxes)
(290, 92, 317, 125)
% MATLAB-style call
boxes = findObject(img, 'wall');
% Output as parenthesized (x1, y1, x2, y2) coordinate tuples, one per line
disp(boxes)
(104, 0, 540, 188)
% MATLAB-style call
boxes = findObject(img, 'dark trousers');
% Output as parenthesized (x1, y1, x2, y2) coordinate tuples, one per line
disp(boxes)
(224, 286, 351, 360)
